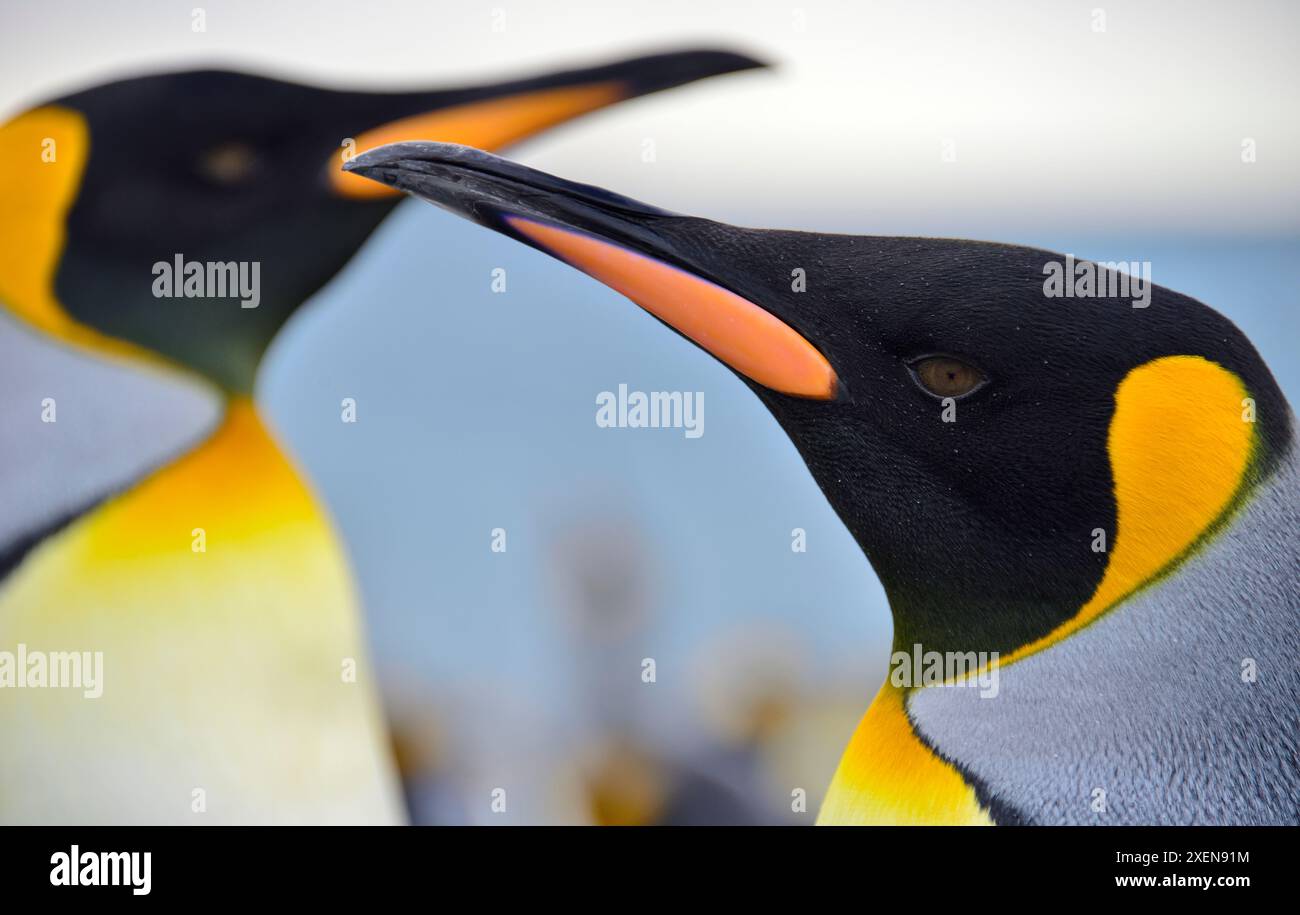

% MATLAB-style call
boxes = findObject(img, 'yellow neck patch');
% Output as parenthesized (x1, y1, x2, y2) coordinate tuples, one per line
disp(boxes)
(0, 105, 162, 365)
(817, 683, 992, 825)
(816, 681, 987, 826)
(1004, 354, 1254, 665)
(80, 398, 323, 561)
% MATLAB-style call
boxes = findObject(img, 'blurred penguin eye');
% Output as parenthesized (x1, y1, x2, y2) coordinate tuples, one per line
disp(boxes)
(910, 356, 986, 398)
(196, 142, 261, 186)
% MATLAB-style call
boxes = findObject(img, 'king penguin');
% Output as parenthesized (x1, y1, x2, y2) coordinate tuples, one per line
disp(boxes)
(345, 142, 1300, 826)
(0, 50, 766, 824)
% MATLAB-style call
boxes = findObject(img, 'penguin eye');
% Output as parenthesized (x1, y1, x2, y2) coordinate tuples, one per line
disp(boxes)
(196, 141, 262, 186)
(909, 356, 986, 398)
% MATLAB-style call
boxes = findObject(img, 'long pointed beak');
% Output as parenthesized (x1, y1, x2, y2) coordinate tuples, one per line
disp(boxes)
(342, 142, 839, 400)
(330, 48, 767, 198)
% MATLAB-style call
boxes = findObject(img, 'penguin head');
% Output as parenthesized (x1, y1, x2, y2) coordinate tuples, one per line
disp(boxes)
(347, 142, 1292, 658)
(0, 51, 765, 392)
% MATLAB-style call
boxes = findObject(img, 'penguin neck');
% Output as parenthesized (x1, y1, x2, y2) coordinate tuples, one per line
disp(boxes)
(0, 387, 319, 580)
(1066, 432, 1300, 644)
(92, 396, 327, 553)
(820, 435, 1297, 827)
(898, 437, 1300, 825)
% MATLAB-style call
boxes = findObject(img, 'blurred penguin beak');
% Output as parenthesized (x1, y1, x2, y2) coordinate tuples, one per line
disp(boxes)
(330, 48, 767, 198)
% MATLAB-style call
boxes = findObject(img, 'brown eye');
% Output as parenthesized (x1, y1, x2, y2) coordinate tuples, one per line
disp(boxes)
(197, 142, 261, 186)
(911, 356, 986, 398)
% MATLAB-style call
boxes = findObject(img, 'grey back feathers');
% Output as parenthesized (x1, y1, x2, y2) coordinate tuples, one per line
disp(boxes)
(0, 311, 221, 566)
(909, 436, 1300, 825)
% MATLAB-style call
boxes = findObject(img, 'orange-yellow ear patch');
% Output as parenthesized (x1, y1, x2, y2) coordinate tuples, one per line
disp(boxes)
(331, 82, 626, 198)
(0, 105, 172, 366)
(0, 105, 88, 337)
(1007, 354, 1254, 664)
(507, 216, 839, 400)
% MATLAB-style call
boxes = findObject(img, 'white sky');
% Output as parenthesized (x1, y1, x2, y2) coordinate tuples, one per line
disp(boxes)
(3, 0, 1297, 236)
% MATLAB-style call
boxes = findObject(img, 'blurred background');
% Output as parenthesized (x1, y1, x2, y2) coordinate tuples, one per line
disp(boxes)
(1, 0, 1296, 823)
